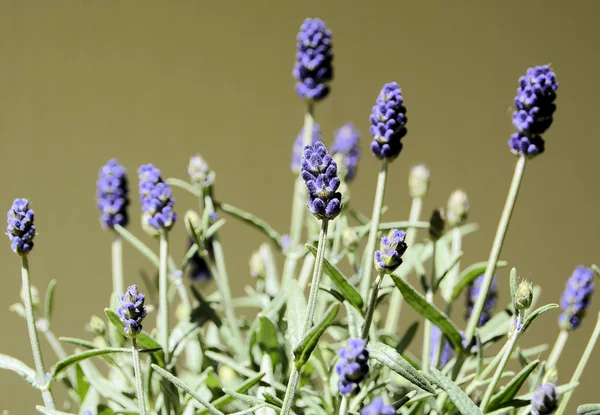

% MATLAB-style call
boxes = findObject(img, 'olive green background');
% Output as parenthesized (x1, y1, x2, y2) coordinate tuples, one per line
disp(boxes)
(1, 1, 599, 413)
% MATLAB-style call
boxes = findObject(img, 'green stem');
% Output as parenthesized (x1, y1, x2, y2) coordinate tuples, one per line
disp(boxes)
(280, 219, 329, 415)
(546, 329, 568, 370)
(422, 242, 437, 373)
(448, 226, 462, 291)
(39, 324, 77, 388)
(132, 339, 147, 415)
(480, 315, 521, 411)
(112, 234, 124, 296)
(556, 312, 600, 415)
(385, 196, 422, 333)
(359, 160, 389, 298)
(159, 232, 170, 364)
(361, 273, 384, 340)
(21, 256, 55, 409)
(338, 396, 349, 415)
(464, 155, 526, 346)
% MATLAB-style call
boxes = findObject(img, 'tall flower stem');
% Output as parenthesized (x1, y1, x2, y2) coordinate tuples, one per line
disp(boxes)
(158, 232, 170, 364)
(112, 234, 124, 297)
(359, 160, 389, 298)
(464, 155, 527, 346)
(362, 273, 384, 340)
(546, 329, 568, 370)
(21, 256, 55, 409)
(448, 226, 462, 291)
(282, 103, 315, 286)
(556, 313, 600, 415)
(385, 196, 422, 333)
(338, 397, 349, 415)
(280, 219, 329, 415)
(132, 338, 147, 415)
(422, 243, 436, 374)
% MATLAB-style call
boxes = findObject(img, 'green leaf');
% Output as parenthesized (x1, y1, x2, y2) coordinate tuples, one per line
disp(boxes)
(44, 279, 58, 322)
(0, 353, 40, 389)
(393, 390, 418, 409)
(50, 348, 135, 381)
(319, 287, 346, 303)
(286, 279, 307, 348)
(216, 202, 283, 250)
(59, 337, 97, 349)
(450, 260, 508, 302)
(258, 316, 280, 366)
(196, 372, 266, 415)
(190, 285, 223, 328)
(487, 360, 540, 411)
(369, 342, 435, 393)
(510, 267, 518, 312)
(390, 274, 463, 350)
(152, 364, 225, 415)
(221, 390, 282, 413)
(521, 304, 559, 333)
(36, 407, 77, 415)
(96, 405, 115, 415)
(427, 367, 483, 415)
(75, 363, 89, 402)
(478, 310, 512, 345)
(77, 359, 136, 410)
(293, 303, 340, 368)
(396, 322, 419, 355)
(306, 244, 364, 312)
(592, 264, 600, 278)
(578, 404, 600, 415)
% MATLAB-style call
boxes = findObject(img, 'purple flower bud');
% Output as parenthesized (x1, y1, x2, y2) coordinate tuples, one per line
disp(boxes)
(466, 274, 498, 327)
(361, 397, 395, 415)
(374, 229, 407, 275)
(509, 65, 558, 158)
(370, 82, 407, 161)
(331, 123, 361, 182)
(291, 123, 321, 173)
(531, 383, 558, 415)
(300, 141, 342, 221)
(7, 198, 36, 255)
(336, 338, 369, 395)
(430, 325, 455, 368)
(559, 266, 595, 331)
(96, 159, 129, 229)
(117, 285, 147, 338)
(293, 18, 333, 102)
(138, 164, 177, 232)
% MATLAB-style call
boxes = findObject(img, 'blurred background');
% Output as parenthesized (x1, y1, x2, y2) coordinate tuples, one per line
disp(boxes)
(1, 1, 599, 413)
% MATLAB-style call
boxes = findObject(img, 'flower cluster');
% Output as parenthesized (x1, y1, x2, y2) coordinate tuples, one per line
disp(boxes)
(292, 18, 333, 101)
(446, 189, 469, 228)
(291, 123, 321, 173)
(188, 154, 214, 189)
(330, 123, 361, 182)
(531, 383, 558, 415)
(300, 141, 342, 220)
(466, 274, 498, 327)
(408, 164, 430, 199)
(96, 159, 129, 229)
(336, 338, 369, 395)
(117, 285, 148, 338)
(138, 164, 177, 232)
(374, 229, 407, 274)
(361, 397, 395, 415)
(509, 65, 558, 157)
(6, 198, 36, 255)
(559, 266, 595, 330)
(370, 82, 407, 161)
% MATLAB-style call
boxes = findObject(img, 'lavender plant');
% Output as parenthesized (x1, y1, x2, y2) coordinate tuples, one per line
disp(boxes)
(2, 18, 599, 415)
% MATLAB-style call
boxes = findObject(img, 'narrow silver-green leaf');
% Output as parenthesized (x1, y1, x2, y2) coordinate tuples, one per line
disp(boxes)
(221, 389, 282, 413)
(293, 303, 340, 368)
(44, 279, 58, 322)
(428, 367, 483, 415)
(390, 275, 463, 350)
(487, 360, 540, 411)
(113, 224, 159, 267)
(36, 406, 77, 415)
(59, 337, 97, 349)
(396, 322, 419, 355)
(578, 404, 600, 415)
(196, 372, 266, 415)
(510, 268, 518, 311)
(78, 359, 136, 410)
(0, 353, 40, 389)
(217, 202, 283, 250)
(50, 348, 132, 381)
(306, 244, 364, 312)
(450, 261, 508, 302)
(258, 316, 280, 366)
(286, 279, 307, 349)
(369, 342, 435, 393)
(478, 311, 512, 345)
(592, 264, 600, 278)
(521, 304, 559, 333)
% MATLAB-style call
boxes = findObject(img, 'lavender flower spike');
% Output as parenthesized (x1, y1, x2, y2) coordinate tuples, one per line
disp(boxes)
(138, 164, 177, 232)
(361, 397, 395, 415)
(374, 229, 408, 275)
(331, 123, 361, 182)
(509, 65, 558, 157)
(291, 123, 321, 173)
(117, 285, 148, 338)
(293, 18, 333, 102)
(559, 265, 595, 331)
(531, 383, 558, 415)
(370, 82, 407, 161)
(7, 198, 36, 255)
(466, 274, 498, 327)
(300, 141, 342, 221)
(96, 159, 130, 229)
(335, 338, 369, 395)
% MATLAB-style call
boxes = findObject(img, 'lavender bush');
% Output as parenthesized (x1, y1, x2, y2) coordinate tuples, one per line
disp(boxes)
(2, 17, 600, 415)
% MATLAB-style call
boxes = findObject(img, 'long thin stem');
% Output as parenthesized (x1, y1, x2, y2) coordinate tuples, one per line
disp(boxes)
(359, 160, 389, 298)
(422, 242, 437, 374)
(159, 232, 170, 363)
(556, 312, 600, 415)
(385, 197, 422, 333)
(21, 256, 55, 409)
(448, 226, 462, 291)
(545, 329, 568, 370)
(112, 234, 124, 296)
(338, 396, 349, 415)
(361, 273, 384, 340)
(132, 339, 147, 415)
(280, 219, 329, 415)
(464, 155, 526, 346)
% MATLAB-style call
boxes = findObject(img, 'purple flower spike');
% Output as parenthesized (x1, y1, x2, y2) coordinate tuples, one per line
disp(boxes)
(466, 274, 498, 327)
(374, 229, 407, 275)
(291, 123, 321, 173)
(293, 18, 333, 102)
(118, 285, 147, 338)
(300, 141, 342, 221)
(336, 338, 369, 395)
(509, 65, 558, 157)
(361, 397, 395, 415)
(331, 123, 361, 182)
(559, 266, 595, 331)
(430, 325, 455, 368)
(370, 82, 407, 161)
(7, 198, 36, 255)
(96, 159, 130, 229)
(531, 383, 557, 415)
(138, 164, 177, 232)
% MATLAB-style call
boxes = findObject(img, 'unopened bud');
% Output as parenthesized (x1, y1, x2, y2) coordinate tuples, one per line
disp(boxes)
(409, 164, 430, 198)
(428, 209, 445, 241)
(515, 280, 534, 311)
(184, 210, 202, 237)
(447, 190, 469, 227)
(249, 250, 265, 279)
(88, 315, 106, 337)
(343, 227, 360, 252)
(188, 154, 215, 189)
(543, 367, 558, 384)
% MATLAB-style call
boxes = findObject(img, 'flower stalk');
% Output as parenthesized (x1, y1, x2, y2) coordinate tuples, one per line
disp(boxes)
(132, 338, 147, 415)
